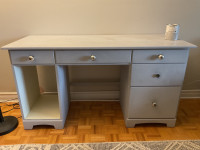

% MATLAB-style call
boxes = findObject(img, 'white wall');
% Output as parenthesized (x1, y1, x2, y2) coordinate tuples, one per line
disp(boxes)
(0, 0, 200, 92)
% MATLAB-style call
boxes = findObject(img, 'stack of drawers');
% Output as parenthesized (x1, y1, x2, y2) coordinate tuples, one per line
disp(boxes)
(125, 49, 189, 127)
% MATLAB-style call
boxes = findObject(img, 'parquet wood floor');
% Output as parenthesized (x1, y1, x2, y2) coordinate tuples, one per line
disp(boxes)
(1, 99, 200, 145)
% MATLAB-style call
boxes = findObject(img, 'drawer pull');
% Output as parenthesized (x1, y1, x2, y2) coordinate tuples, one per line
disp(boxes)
(28, 56, 35, 61)
(152, 102, 157, 107)
(157, 54, 164, 60)
(153, 74, 160, 78)
(91, 55, 96, 61)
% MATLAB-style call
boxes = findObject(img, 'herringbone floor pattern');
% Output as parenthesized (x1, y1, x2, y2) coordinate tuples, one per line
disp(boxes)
(1, 99, 200, 145)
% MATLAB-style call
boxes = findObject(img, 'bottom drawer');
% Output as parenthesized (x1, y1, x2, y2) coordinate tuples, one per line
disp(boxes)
(128, 87, 181, 119)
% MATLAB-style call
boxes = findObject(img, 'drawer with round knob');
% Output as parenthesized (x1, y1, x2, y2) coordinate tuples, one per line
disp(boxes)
(132, 49, 189, 64)
(128, 87, 181, 119)
(131, 64, 186, 86)
(9, 51, 55, 65)
(55, 50, 132, 64)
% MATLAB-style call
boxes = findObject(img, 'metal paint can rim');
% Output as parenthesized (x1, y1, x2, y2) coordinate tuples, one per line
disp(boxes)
(166, 24, 180, 26)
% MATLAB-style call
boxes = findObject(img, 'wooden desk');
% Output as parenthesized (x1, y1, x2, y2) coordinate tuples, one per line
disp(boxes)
(2, 35, 197, 129)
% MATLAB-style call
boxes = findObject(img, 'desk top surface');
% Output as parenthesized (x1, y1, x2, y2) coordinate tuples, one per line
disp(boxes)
(2, 34, 197, 50)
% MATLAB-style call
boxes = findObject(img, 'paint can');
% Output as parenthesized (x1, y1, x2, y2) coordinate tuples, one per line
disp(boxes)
(165, 24, 180, 40)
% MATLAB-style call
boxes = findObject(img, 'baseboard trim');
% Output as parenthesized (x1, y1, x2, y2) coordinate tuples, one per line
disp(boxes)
(0, 92, 18, 95)
(1, 89, 200, 102)
(0, 92, 18, 102)
(70, 91, 119, 101)
(0, 91, 120, 102)
(180, 90, 200, 99)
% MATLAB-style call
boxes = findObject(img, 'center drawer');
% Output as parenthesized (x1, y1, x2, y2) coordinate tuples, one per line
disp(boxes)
(55, 50, 132, 64)
(131, 64, 186, 86)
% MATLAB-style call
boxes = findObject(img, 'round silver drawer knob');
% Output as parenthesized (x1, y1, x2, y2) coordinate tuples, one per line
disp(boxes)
(158, 54, 164, 60)
(28, 56, 35, 61)
(91, 55, 96, 61)
(152, 102, 157, 107)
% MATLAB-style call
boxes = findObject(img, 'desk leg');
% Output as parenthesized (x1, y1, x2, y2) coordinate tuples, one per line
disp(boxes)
(56, 65, 70, 128)
(120, 65, 132, 126)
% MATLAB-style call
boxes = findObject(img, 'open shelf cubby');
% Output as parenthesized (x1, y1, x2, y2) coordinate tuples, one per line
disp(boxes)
(13, 66, 60, 120)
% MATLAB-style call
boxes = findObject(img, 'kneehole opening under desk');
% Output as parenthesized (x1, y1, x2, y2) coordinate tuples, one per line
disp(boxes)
(61, 65, 121, 101)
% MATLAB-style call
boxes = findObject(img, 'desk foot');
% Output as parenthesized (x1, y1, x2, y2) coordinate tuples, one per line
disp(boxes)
(23, 119, 65, 130)
(23, 124, 34, 130)
(125, 118, 176, 128)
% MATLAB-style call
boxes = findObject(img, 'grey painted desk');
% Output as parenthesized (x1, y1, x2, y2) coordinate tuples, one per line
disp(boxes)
(2, 35, 197, 129)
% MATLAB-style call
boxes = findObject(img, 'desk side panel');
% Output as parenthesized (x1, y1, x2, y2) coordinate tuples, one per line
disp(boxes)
(120, 65, 132, 121)
(56, 65, 69, 126)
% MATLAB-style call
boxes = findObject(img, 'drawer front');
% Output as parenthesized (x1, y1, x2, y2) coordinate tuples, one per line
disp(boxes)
(131, 64, 186, 86)
(10, 51, 55, 65)
(132, 49, 189, 64)
(128, 87, 181, 119)
(55, 50, 132, 64)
